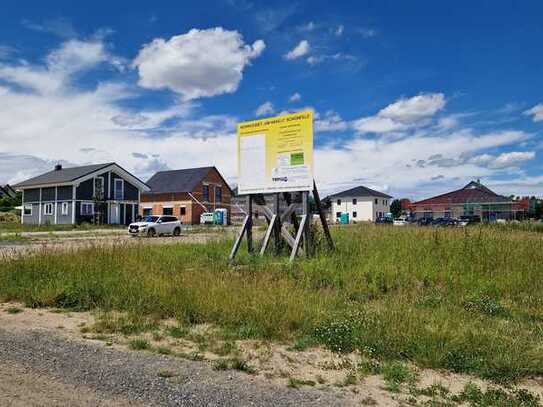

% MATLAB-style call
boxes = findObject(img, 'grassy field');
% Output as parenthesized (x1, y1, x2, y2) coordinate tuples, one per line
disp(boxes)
(0, 222, 125, 233)
(1, 223, 542, 383)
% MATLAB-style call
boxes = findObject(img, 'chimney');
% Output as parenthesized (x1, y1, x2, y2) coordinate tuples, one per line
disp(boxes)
(54, 164, 62, 171)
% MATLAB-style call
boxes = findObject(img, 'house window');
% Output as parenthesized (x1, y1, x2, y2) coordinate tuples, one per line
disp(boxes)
(374, 198, 378, 204)
(61, 202, 69, 215)
(215, 186, 222, 203)
(24, 205, 32, 216)
(337, 199, 341, 205)
(114, 179, 124, 200)
(43, 203, 54, 215)
(353, 211, 357, 218)
(336, 212, 341, 219)
(203, 185, 209, 201)
(81, 203, 94, 215)
(163, 207, 173, 215)
(352, 198, 357, 205)
(143, 208, 152, 216)
(180, 207, 186, 216)
(94, 177, 104, 199)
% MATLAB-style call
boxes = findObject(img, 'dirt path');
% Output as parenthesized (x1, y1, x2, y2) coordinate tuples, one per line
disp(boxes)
(0, 308, 355, 407)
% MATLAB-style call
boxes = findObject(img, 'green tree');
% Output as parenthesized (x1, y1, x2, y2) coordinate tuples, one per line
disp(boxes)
(390, 199, 402, 218)
(0, 191, 21, 212)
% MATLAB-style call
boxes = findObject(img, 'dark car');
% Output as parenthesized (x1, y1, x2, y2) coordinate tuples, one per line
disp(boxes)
(417, 217, 433, 226)
(431, 217, 447, 226)
(376, 216, 393, 224)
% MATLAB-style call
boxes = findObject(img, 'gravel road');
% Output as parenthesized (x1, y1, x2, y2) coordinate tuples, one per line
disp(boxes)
(0, 327, 351, 407)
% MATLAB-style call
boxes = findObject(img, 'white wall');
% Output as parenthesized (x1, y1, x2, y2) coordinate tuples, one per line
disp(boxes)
(331, 195, 391, 223)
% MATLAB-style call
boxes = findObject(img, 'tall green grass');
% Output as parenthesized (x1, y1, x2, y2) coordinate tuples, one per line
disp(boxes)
(1, 224, 543, 382)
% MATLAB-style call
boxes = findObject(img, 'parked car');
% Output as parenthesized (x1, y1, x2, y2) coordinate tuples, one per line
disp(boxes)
(458, 215, 481, 226)
(376, 216, 393, 224)
(393, 217, 409, 226)
(417, 217, 434, 226)
(128, 215, 182, 237)
(431, 217, 447, 226)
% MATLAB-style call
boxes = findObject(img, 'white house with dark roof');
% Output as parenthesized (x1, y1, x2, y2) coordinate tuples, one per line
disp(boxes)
(13, 163, 150, 225)
(327, 185, 393, 223)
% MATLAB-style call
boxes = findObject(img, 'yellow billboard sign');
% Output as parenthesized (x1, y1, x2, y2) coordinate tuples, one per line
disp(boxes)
(237, 111, 313, 195)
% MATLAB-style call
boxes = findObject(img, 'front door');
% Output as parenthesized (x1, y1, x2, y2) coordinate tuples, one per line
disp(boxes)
(110, 204, 120, 224)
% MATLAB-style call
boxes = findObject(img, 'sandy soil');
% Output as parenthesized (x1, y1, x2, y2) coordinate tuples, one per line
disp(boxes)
(0, 361, 138, 407)
(2, 303, 541, 406)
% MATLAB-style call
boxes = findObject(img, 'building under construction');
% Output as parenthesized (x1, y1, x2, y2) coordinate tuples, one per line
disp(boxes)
(409, 181, 526, 221)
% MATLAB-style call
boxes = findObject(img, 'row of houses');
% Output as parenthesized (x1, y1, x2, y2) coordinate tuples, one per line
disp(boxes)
(12, 163, 232, 226)
(11, 161, 532, 225)
(326, 180, 532, 223)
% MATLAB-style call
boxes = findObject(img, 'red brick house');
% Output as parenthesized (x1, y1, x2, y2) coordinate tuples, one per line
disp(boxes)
(141, 166, 233, 224)
(410, 180, 522, 221)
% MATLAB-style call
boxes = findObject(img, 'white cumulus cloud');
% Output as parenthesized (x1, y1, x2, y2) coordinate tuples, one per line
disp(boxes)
(284, 40, 310, 60)
(289, 92, 301, 103)
(133, 27, 265, 100)
(255, 101, 274, 117)
(352, 93, 446, 134)
(524, 104, 543, 122)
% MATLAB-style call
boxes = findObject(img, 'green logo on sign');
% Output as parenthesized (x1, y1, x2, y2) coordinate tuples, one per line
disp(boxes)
(290, 152, 304, 165)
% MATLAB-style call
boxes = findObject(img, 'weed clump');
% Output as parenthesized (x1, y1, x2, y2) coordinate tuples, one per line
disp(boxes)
(128, 338, 150, 351)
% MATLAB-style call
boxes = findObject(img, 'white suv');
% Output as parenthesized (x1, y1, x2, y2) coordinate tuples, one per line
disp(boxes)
(128, 215, 182, 237)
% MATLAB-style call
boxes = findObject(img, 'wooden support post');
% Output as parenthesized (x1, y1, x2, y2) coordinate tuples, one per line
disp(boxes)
(260, 214, 277, 256)
(283, 192, 299, 230)
(313, 180, 334, 251)
(290, 214, 307, 261)
(302, 191, 311, 257)
(274, 193, 281, 254)
(229, 213, 250, 260)
(246, 195, 253, 253)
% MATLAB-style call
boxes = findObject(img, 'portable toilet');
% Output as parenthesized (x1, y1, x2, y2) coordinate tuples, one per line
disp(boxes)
(340, 212, 349, 224)
(214, 208, 228, 225)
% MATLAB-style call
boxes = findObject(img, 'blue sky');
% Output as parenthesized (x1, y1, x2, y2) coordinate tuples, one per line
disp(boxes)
(0, 0, 542, 198)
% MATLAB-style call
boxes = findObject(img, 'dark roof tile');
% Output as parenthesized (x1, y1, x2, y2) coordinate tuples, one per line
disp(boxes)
(13, 163, 114, 188)
(328, 185, 393, 199)
(413, 181, 511, 205)
(146, 167, 220, 193)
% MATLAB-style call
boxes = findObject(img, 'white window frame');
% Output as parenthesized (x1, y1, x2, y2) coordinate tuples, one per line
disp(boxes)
(61, 202, 69, 216)
(43, 203, 54, 216)
(114, 178, 124, 200)
(93, 176, 105, 199)
(81, 202, 94, 216)
(24, 205, 32, 216)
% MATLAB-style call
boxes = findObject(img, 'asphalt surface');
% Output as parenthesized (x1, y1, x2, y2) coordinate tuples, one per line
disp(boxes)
(0, 327, 351, 407)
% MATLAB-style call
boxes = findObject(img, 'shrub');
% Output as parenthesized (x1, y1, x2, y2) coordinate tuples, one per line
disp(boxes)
(128, 338, 150, 351)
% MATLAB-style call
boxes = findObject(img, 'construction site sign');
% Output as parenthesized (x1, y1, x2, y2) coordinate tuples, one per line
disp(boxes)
(237, 111, 313, 195)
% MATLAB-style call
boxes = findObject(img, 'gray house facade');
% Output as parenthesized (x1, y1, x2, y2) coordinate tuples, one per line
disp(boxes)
(13, 163, 150, 225)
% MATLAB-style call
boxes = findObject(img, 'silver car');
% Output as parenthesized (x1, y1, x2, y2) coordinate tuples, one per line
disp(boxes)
(128, 215, 182, 237)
